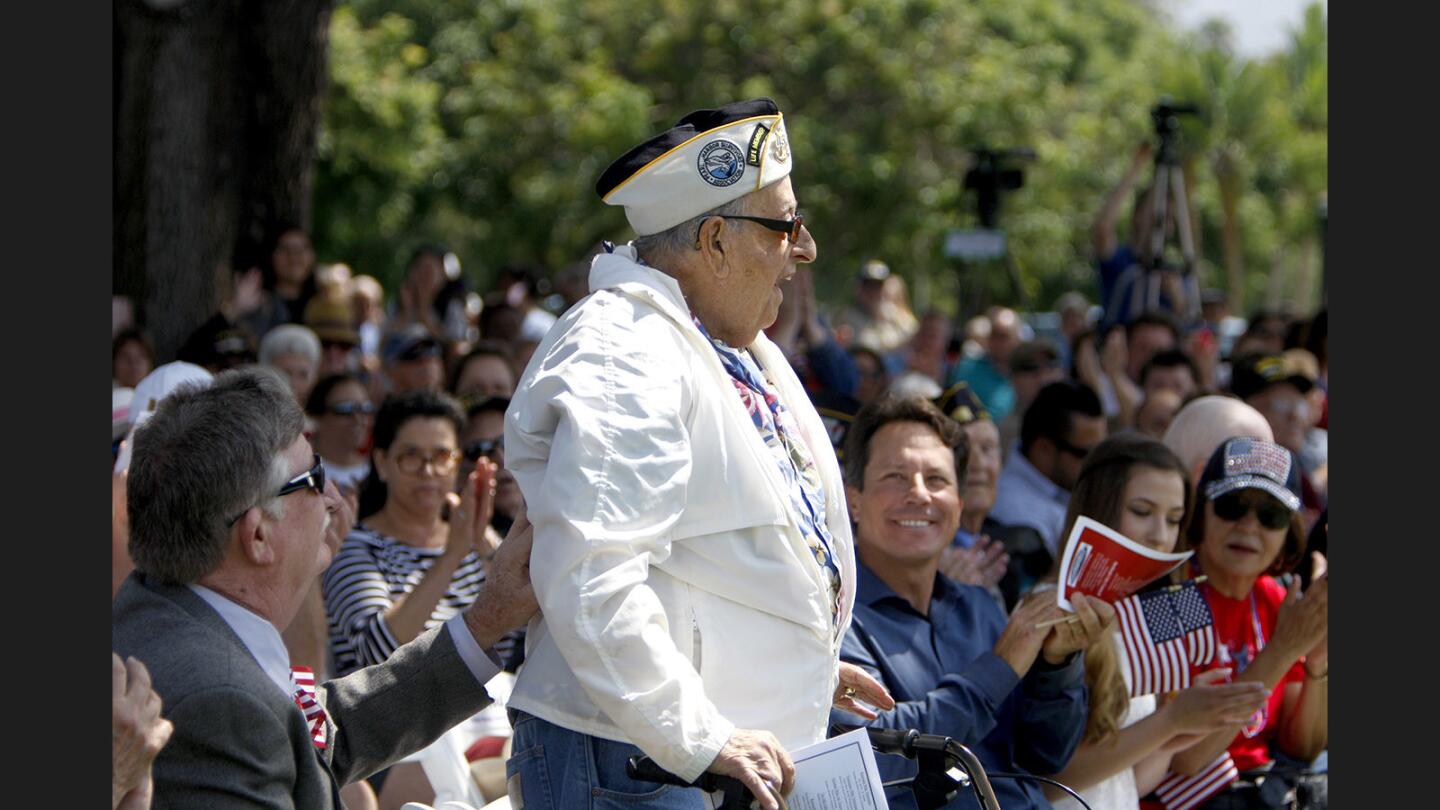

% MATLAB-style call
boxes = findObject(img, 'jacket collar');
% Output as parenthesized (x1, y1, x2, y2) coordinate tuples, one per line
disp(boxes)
(589, 243, 694, 331)
(128, 572, 278, 672)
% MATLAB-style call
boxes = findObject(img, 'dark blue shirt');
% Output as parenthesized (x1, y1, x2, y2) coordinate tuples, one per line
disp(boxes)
(830, 562, 1088, 810)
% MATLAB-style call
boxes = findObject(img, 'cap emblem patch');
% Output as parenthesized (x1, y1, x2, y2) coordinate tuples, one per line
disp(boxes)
(770, 128, 790, 162)
(698, 140, 745, 187)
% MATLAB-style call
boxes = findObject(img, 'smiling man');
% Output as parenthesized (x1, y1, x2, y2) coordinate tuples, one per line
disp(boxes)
(503, 99, 889, 810)
(832, 395, 1111, 810)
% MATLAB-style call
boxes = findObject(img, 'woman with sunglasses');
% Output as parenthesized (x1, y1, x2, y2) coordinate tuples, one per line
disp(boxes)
(1038, 435, 1268, 810)
(305, 373, 377, 492)
(1159, 436, 1328, 808)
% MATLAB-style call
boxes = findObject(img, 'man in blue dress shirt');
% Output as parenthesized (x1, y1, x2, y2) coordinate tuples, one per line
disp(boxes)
(832, 395, 1115, 809)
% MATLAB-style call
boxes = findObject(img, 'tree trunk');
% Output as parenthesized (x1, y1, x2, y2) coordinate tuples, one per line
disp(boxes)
(114, 0, 335, 362)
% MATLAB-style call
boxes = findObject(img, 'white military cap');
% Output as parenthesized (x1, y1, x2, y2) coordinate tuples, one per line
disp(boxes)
(596, 98, 793, 236)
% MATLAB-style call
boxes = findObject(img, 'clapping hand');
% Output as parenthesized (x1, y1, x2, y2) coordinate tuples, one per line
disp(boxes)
(938, 535, 1008, 589)
(1273, 568, 1328, 666)
(113, 654, 172, 810)
(1161, 668, 1269, 739)
(446, 460, 499, 559)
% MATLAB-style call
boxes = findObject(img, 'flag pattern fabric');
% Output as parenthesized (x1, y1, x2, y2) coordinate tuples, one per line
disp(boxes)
(290, 666, 328, 750)
(1154, 751, 1239, 810)
(1116, 581, 1217, 697)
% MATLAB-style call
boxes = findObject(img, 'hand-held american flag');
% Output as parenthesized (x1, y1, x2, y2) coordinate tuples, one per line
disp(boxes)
(1119, 581, 1237, 809)
(1116, 579, 1217, 697)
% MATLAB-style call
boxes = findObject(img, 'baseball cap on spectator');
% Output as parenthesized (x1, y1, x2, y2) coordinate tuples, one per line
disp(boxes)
(383, 327, 443, 366)
(1197, 436, 1302, 513)
(177, 318, 256, 370)
(1279, 348, 1320, 382)
(1229, 352, 1315, 401)
(1008, 339, 1061, 375)
(114, 362, 215, 474)
(934, 381, 991, 426)
(303, 294, 360, 347)
(858, 259, 891, 283)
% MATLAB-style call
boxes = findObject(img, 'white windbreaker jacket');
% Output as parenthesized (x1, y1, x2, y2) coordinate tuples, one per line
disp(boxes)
(504, 245, 857, 782)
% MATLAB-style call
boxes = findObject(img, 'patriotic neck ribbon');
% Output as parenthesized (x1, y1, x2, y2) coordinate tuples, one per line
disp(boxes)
(693, 316, 844, 633)
(290, 666, 328, 750)
(1116, 580, 1217, 697)
(1208, 584, 1271, 738)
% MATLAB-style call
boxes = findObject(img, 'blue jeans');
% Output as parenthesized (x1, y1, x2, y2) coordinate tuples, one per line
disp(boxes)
(505, 710, 709, 809)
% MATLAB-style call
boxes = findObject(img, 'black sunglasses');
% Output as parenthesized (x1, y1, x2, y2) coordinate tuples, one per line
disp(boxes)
(1053, 435, 1097, 459)
(1211, 490, 1291, 530)
(327, 401, 375, 417)
(462, 437, 504, 462)
(227, 454, 327, 525)
(696, 212, 805, 245)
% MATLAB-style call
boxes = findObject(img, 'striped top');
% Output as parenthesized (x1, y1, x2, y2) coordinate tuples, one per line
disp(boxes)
(322, 524, 498, 678)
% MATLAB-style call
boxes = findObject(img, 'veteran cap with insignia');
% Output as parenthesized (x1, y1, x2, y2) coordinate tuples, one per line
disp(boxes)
(934, 382, 991, 426)
(596, 98, 793, 236)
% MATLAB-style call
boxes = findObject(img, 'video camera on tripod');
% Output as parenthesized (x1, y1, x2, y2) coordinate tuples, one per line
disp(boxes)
(963, 147, 1035, 230)
(946, 147, 1036, 315)
(1152, 100, 1200, 155)
(1135, 98, 1203, 324)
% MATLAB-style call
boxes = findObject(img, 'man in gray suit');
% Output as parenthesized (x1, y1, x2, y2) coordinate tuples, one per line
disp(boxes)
(112, 367, 537, 809)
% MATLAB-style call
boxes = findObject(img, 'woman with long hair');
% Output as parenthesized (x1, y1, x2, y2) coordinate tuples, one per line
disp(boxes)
(1041, 434, 1268, 809)
(1162, 436, 1328, 808)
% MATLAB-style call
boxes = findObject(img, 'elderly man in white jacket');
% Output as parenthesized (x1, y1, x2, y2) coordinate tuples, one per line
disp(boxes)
(503, 99, 891, 810)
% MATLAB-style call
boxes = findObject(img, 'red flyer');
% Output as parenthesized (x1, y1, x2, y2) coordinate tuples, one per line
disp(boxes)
(1055, 516, 1193, 610)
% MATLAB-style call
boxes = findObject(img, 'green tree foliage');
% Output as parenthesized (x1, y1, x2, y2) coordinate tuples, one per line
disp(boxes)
(313, 0, 1326, 316)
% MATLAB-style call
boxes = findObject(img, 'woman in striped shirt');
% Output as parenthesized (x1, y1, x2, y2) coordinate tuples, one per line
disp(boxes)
(323, 389, 503, 679)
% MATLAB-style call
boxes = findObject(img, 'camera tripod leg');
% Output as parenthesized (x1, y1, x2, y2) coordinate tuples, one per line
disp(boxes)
(1167, 165, 1201, 324)
(1145, 162, 1173, 312)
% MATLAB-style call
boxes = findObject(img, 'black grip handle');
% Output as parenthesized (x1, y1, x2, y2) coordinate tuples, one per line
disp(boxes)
(626, 756, 756, 809)
(626, 755, 696, 788)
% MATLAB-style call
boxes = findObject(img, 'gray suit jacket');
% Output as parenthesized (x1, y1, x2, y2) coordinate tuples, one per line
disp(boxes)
(112, 572, 494, 809)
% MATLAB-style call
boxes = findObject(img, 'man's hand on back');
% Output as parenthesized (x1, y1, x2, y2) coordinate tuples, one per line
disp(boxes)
(463, 506, 539, 649)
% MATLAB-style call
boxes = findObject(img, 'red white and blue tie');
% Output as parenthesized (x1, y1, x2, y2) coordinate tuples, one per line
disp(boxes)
(290, 666, 328, 750)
